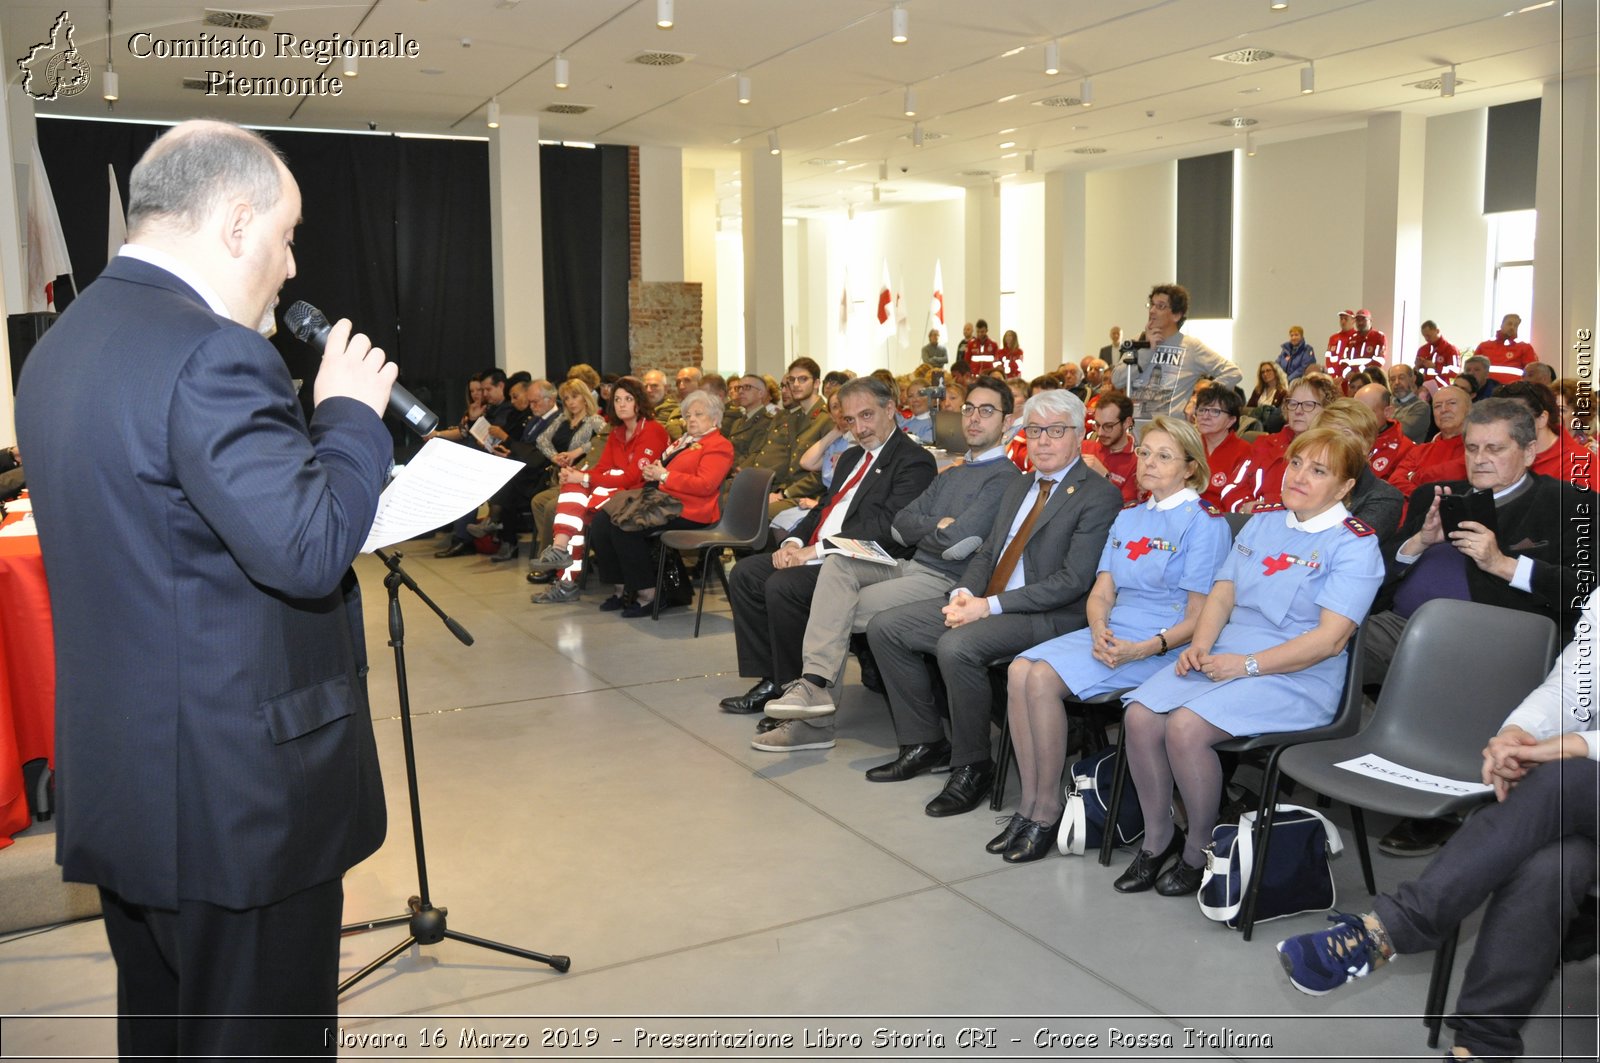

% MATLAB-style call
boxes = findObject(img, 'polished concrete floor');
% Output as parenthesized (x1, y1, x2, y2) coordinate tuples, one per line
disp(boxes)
(2, 540, 1596, 1060)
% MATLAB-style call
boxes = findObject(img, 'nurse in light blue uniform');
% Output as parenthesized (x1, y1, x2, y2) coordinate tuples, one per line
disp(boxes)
(992, 418, 1231, 863)
(1114, 426, 1384, 897)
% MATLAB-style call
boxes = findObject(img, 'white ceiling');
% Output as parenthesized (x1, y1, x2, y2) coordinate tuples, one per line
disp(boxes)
(4, 0, 1591, 217)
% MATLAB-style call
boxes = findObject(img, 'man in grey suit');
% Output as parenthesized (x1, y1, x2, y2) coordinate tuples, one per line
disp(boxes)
(865, 390, 1122, 816)
(17, 121, 396, 1057)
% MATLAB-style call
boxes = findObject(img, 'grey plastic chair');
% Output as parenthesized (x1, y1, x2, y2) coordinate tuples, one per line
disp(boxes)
(1278, 598, 1558, 1047)
(651, 467, 775, 636)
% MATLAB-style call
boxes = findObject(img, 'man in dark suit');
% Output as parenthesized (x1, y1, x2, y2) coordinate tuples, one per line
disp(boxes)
(15, 120, 396, 1058)
(1362, 397, 1594, 855)
(865, 390, 1122, 816)
(720, 377, 937, 718)
(1098, 324, 1123, 364)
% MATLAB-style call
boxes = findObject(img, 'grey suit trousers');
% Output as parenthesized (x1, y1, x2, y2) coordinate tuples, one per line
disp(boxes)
(802, 557, 954, 684)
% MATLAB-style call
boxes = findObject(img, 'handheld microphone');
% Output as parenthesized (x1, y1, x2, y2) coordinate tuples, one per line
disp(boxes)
(283, 301, 439, 436)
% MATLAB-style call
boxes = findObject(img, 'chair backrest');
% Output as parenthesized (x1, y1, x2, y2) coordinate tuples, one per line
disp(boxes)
(1364, 599, 1559, 780)
(1224, 511, 1252, 540)
(1223, 616, 1370, 751)
(717, 467, 777, 548)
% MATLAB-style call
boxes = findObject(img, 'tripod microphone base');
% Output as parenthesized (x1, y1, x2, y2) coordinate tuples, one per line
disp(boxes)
(339, 900, 571, 994)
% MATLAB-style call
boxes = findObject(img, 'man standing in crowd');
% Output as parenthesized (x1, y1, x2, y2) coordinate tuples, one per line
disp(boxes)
(1326, 310, 1357, 382)
(1114, 283, 1242, 419)
(1341, 309, 1387, 386)
(865, 391, 1121, 817)
(956, 321, 975, 360)
(921, 328, 948, 369)
(964, 319, 1002, 377)
(1477, 313, 1538, 386)
(1414, 319, 1460, 392)
(1098, 325, 1123, 364)
(16, 120, 395, 1058)
(1388, 364, 1434, 443)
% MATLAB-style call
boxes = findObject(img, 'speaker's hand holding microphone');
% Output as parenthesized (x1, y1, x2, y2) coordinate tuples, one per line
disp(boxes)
(285, 301, 439, 436)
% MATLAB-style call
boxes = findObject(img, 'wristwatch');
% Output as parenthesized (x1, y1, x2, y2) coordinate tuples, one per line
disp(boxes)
(1245, 654, 1260, 677)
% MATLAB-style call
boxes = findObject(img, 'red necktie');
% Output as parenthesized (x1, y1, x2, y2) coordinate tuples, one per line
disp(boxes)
(808, 453, 874, 545)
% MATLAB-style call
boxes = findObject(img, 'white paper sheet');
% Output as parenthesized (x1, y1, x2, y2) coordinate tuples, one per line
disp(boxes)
(361, 439, 522, 554)
(5, 496, 32, 513)
(0, 513, 37, 537)
(1334, 753, 1493, 797)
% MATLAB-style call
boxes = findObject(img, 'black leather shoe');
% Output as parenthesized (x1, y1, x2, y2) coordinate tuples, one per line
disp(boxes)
(1154, 857, 1204, 896)
(1004, 816, 1063, 863)
(719, 678, 780, 715)
(865, 740, 952, 782)
(985, 813, 1028, 854)
(434, 539, 473, 558)
(924, 762, 995, 817)
(1113, 829, 1186, 893)
(526, 568, 554, 584)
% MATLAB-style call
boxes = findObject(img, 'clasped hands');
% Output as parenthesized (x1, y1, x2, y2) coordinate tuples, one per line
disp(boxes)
(942, 590, 991, 628)
(1174, 646, 1247, 682)
(772, 541, 818, 569)
(1481, 725, 1584, 801)
(641, 462, 667, 483)
(1089, 625, 1154, 668)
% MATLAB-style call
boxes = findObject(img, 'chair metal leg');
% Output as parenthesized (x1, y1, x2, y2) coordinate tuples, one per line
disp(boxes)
(712, 550, 731, 598)
(1238, 748, 1287, 941)
(1425, 927, 1459, 1047)
(1350, 806, 1377, 895)
(1099, 727, 1130, 866)
(990, 711, 1013, 811)
(692, 549, 715, 638)
(651, 543, 668, 622)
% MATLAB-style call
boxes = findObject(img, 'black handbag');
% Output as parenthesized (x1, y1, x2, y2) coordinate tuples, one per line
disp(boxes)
(600, 484, 684, 532)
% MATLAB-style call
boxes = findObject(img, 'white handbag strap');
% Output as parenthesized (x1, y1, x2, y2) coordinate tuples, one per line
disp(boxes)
(1260, 802, 1344, 856)
(1059, 791, 1087, 856)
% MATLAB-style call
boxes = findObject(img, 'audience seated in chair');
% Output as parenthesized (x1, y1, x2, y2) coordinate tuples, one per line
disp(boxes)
(1116, 427, 1383, 896)
(749, 377, 1022, 753)
(1081, 390, 1140, 503)
(1194, 382, 1251, 509)
(1001, 416, 1231, 862)
(1218, 373, 1342, 513)
(753, 357, 832, 519)
(863, 389, 1122, 818)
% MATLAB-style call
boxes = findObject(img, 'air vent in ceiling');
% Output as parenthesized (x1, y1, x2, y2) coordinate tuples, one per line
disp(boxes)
(1212, 48, 1276, 64)
(897, 129, 945, 140)
(1035, 95, 1084, 108)
(960, 169, 994, 176)
(1073, 147, 1108, 154)
(1407, 75, 1473, 91)
(181, 76, 211, 91)
(806, 158, 847, 166)
(545, 103, 591, 114)
(203, 9, 272, 30)
(793, 203, 822, 209)
(631, 51, 689, 66)
(1212, 116, 1259, 128)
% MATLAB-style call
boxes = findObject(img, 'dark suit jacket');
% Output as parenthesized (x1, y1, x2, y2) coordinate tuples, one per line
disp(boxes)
(789, 429, 936, 556)
(1381, 472, 1595, 638)
(15, 256, 392, 910)
(956, 458, 1122, 639)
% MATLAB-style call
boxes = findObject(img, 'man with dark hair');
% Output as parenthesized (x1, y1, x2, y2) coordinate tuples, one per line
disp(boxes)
(1414, 319, 1460, 392)
(725, 374, 777, 467)
(921, 328, 948, 369)
(755, 357, 832, 516)
(675, 365, 703, 401)
(965, 319, 1002, 377)
(1341, 309, 1387, 386)
(1081, 389, 1139, 502)
(754, 377, 1021, 749)
(1097, 325, 1123, 364)
(1476, 313, 1538, 386)
(720, 377, 937, 717)
(16, 119, 395, 1057)
(1113, 283, 1242, 418)
(950, 359, 976, 392)
(1326, 310, 1357, 381)
(864, 390, 1121, 816)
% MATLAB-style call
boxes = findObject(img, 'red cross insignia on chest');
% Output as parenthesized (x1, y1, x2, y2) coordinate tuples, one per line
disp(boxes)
(1126, 537, 1153, 560)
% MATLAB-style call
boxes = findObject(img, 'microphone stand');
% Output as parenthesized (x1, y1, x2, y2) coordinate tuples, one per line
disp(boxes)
(339, 548, 570, 994)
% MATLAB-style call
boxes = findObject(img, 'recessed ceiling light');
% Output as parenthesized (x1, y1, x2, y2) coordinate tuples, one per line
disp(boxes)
(1212, 47, 1276, 64)
(842, 133, 870, 144)
(1238, 86, 1261, 94)
(1000, 152, 1019, 159)
(1000, 46, 1025, 58)
(806, 158, 848, 166)
(998, 141, 1016, 149)
(997, 93, 1018, 103)
(998, 127, 1016, 134)
(1035, 95, 1083, 108)
(1211, 116, 1259, 127)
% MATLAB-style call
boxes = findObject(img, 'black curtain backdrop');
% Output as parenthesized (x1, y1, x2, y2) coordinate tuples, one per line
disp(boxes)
(541, 143, 631, 381)
(1176, 151, 1234, 320)
(1484, 98, 1540, 214)
(35, 118, 491, 458)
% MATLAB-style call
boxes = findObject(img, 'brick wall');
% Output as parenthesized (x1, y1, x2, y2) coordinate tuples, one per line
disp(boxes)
(626, 146, 703, 372)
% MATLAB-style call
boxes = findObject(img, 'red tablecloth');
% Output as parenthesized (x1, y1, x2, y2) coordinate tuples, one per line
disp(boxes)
(0, 503, 54, 849)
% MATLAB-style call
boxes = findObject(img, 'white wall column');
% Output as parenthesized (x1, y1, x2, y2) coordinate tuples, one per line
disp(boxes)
(488, 114, 544, 378)
(1362, 112, 1427, 350)
(1043, 170, 1087, 364)
(1533, 72, 1598, 373)
(682, 166, 718, 369)
(638, 145, 684, 283)
(963, 185, 1000, 335)
(741, 145, 784, 378)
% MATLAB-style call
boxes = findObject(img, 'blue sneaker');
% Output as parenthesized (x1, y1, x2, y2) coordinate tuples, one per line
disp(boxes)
(1276, 913, 1379, 995)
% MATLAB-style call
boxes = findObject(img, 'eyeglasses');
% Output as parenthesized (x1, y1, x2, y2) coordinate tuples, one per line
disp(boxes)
(1093, 419, 1126, 432)
(1194, 406, 1228, 418)
(960, 403, 1002, 418)
(1286, 399, 1323, 413)
(1134, 446, 1184, 463)
(782, 375, 812, 386)
(1146, 301, 1172, 312)
(733, 383, 763, 391)
(1022, 423, 1075, 439)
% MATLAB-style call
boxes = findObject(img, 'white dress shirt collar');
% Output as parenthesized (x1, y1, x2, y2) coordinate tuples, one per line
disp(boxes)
(1285, 501, 1350, 532)
(118, 244, 233, 320)
(1147, 487, 1199, 511)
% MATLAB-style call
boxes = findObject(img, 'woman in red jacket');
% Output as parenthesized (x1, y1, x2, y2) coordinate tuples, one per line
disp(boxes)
(530, 376, 668, 602)
(588, 389, 736, 616)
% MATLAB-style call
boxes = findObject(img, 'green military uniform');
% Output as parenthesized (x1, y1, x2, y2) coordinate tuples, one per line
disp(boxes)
(724, 405, 776, 468)
(751, 396, 831, 513)
(652, 396, 685, 440)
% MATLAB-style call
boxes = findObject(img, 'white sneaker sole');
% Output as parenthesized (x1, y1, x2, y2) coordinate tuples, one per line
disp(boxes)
(765, 701, 837, 720)
(750, 734, 835, 752)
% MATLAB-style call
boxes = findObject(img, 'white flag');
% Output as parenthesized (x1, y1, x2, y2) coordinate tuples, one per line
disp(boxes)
(838, 271, 849, 336)
(108, 164, 127, 260)
(929, 259, 945, 326)
(877, 261, 894, 340)
(26, 143, 73, 312)
(895, 273, 909, 346)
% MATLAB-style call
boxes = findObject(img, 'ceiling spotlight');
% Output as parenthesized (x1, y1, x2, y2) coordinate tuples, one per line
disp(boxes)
(486, 97, 500, 128)
(1044, 39, 1060, 76)
(554, 54, 569, 89)
(343, 54, 358, 78)
(912, 121, 924, 148)
(879, 160, 889, 180)
(1024, 149, 1035, 173)
(1300, 61, 1314, 94)
(903, 85, 917, 116)
(768, 130, 781, 155)
(102, 68, 119, 102)
(1245, 132, 1256, 156)
(1270, 0, 1288, 8)
(736, 73, 751, 104)
(1080, 77, 1094, 106)
(1441, 64, 1457, 97)
(890, 3, 908, 44)
(656, 0, 673, 28)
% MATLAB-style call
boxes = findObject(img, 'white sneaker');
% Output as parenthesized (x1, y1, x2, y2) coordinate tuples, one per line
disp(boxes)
(750, 717, 836, 752)
(765, 677, 837, 719)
